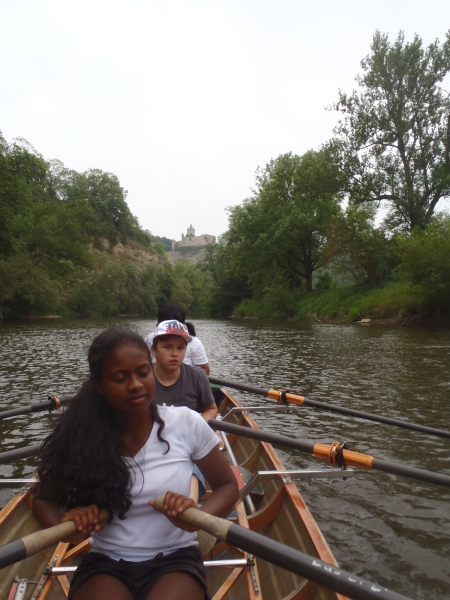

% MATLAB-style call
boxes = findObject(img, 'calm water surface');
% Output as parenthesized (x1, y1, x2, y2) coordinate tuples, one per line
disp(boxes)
(0, 318, 449, 599)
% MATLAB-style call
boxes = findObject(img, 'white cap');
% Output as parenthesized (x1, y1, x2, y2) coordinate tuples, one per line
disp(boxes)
(153, 320, 192, 343)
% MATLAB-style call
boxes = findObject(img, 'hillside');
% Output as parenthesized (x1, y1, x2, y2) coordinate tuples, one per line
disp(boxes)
(0, 132, 213, 319)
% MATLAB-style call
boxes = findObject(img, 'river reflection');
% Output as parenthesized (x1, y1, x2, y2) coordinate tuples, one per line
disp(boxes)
(0, 317, 449, 598)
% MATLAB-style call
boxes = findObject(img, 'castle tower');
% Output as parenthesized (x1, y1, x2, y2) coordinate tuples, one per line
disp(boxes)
(187, 224, 195, 237)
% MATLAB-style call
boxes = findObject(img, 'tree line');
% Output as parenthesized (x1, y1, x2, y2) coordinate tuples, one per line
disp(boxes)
(2, 30, 449, 323)
(0, 136, 211, 319)
(204, 30, 450, 321)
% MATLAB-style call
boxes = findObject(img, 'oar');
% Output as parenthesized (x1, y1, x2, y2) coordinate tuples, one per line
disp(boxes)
(0, 395, 72, 420)
(0, 444, 42, 464)
(209, 376, 450, 440)
(0, 510, 109, 570)
(153, 496, 412, 600)
(209, 419, 450, 489)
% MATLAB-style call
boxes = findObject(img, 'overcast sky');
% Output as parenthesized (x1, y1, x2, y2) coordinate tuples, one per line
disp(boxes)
(1, 1, 449, 241)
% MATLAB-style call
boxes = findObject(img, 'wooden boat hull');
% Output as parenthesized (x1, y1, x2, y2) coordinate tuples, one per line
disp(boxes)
(0, 389, 347, 600)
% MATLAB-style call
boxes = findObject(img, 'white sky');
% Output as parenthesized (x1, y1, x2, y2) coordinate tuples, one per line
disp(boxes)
(1, 1, 449, 240)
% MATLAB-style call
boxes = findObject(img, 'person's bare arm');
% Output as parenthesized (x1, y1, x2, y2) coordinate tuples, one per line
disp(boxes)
(199, 402, 218, 420)
(196, 363, 210, 376)
(33, 483, 104, 543)
(32, 497, 65, 529)
(194, 445, 238, 517)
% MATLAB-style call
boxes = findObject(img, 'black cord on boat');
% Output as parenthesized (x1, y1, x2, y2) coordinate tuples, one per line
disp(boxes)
(279, 390, 289, 404)
(330, 442, 348, 468)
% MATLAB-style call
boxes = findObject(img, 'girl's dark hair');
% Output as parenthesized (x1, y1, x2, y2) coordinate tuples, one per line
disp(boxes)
(157, 304, 185, 323)
(185, 322, 196, 337)
(36, 329, 168, 519)
(156, 305, 197, 337)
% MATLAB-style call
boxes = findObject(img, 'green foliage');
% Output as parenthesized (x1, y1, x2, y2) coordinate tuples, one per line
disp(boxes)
(0, 246, 62, 317)
(202, 239, 252, 316)
(175, 246, 198, 254)
(326, 203, 395, 284)
(206, 31, 450, 321)
(152, 242, 167, 258)
(0, 131, 201, 319)
(314, 271, 334, 290)
(234, 282, 424, 322)
(150, 235, 173, 251)
(395, 213, 450, 307)
(65, 255, 178, 318)
(332, 30, 450, 230)
(58, 168, 151, 247)
(225, 150, 343, 295)
(66, 252, 125, 317)
(169, 261, 215, 316)
(0, 137, 48, 253)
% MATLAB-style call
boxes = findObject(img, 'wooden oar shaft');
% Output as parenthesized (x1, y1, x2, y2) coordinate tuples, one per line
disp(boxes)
(153, 496, 411, 600)
(0, 510, 108, 570)
(209, 376, 450, 439)
(209, 419, 450, 488)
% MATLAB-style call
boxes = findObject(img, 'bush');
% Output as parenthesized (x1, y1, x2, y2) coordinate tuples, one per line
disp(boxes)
(395, 214, 450, 309)
(314, 271, 334, 290)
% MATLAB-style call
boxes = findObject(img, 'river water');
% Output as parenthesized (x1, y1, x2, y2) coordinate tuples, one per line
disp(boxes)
(0, 318, 449, 599)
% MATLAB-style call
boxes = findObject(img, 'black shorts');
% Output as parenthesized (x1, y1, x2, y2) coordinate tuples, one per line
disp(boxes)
(68, 545, 211, 600)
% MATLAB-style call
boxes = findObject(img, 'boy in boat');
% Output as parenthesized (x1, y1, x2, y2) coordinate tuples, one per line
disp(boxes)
(32, 328, 238, 600)
(151, 320, 218, 500)
(145, 304, 210, 375)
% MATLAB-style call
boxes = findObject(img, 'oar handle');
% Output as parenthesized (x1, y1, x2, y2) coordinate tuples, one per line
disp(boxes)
(153, 496, 231, 539)
(0, 509, 109, 570)
(153, 496, 412, 600)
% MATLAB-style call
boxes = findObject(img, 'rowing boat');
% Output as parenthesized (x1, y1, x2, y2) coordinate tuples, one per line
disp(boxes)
(0, 388, 347, 600)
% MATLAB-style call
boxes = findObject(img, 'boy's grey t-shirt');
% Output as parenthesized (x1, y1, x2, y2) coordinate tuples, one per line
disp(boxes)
(154, 364, 215, 411)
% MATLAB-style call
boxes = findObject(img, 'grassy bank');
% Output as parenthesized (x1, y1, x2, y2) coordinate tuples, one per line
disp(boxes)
(233, 282, 435, 323)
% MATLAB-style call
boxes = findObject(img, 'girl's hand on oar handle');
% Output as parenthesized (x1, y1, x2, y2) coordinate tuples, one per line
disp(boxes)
(150, 492, 199, 533)
(61, 504, 104, 543)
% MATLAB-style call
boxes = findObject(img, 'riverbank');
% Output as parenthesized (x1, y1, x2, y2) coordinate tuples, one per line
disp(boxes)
(232, 282, 450, 327)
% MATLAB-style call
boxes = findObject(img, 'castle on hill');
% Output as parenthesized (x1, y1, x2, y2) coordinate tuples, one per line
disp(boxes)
(171, 225, 215, 250)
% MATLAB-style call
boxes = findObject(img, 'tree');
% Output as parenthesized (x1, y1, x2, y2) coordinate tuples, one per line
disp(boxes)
(152, 242, 167, 258)
(0, 132, 156, 318)
(326, 204, 394, 285)
(226, 150, 342, 293)
(332, 30, 450, 230)
(58, 168, 151, 247)
(395, 212, 450, 307)
(202, 239, 252, 315)
(0, 135, 48, 253)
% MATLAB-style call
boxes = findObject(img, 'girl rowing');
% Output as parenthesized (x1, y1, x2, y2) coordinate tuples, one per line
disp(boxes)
(32, 328, 239, 600)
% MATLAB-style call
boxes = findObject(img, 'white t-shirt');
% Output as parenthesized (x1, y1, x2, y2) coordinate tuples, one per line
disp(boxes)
(145, 333, 209, 367)
(90, 406, 218, 561)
